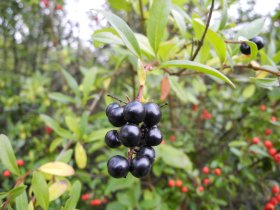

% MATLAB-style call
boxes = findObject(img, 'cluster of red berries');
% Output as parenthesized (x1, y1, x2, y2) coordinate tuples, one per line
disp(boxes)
(3, 159, 25, 177)
(264, 185, 280, 210)
(202, 166, 222, 176)
(81, 194, 108, 206)
(40, 0, 63, 10)
(202, 109, 212, 120)
(167, 179, 190, 193)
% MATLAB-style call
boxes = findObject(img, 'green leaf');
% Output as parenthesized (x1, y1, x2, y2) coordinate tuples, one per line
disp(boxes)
(39, 162, 75, 177)
(249, 145, 269, 157)
(228, 141, 248, 147)
(108, 0, 131, 11)
(161, 60, 235, 87)
(171, 7, 186, 35)
(8, 185, 27, 202)
(40, 115, 73, 139)
(79, 112, 88, 139)
(219, 0, 228, 30)
(93, 31, 124, 46)
(65, 116, 79, 135)
(62, 70, 80, 97)
(157, 144, 192, 170)
(15, 190, 28, 210)
(105, 175, 136, 195)
(49, 92, 74, 104)
(32, 171, 49, 210)
(58, 149, 73, 163)
(106, 202, 126, 210)
(236, 18, 266, 39)
(75, 142, 87, 169)
(82, 68, 97, 103)
(147, 0, 171, 53)
(48, 181, 68, 202)
(250, 77, 279, 89)
(135, 33, 155, 58)
(137, 59, 146, 86)
(86, 128, 115, 142)
(97, 10, 141, 58)
(0, 134, 20, 175)
(242, 84, 256, 98)
(64, 181, 81, 210)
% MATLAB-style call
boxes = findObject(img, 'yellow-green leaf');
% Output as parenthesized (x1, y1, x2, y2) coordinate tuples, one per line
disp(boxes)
(242, 84, 256, 98)
(39, 162, 75, 177)
(49, 181, 68, 202)
(75, 143, 87, 169)
(137, 59, 146, 86)
(32, 171, 49, 210)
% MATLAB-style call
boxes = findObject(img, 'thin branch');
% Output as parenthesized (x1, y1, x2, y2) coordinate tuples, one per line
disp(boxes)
(224, 40, 244, 44)
(135, 85, 144, 102)
(138, 0, 145, 32)
(190, 0, 215, 61)
(107, 94, 128, 104)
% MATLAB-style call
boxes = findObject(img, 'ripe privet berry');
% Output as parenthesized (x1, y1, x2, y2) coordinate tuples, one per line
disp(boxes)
(145, 126, 163, 146)
(203, 178, 210, 186)
(130, 156, 151, 178)
(90, 199, 102, 206)
(269, 148, 277, 156)
(16, 159, 25, 167)
(144, 103, 161, 127)
(105, 130, 121, 148)
(124, 101, 146, 124)
(106, 102, 120, 116)
(108, 106, 126, 127)
(252, 137, 260, 144)
(120, 124, 141, 147)
(81, 193, 90, 201)
(250, 36, 264, 50)
(240, 43, 251, 55)
(274, 154, 280, 163)
(107, 155, 129, 178)
(137, 146, 156, 162)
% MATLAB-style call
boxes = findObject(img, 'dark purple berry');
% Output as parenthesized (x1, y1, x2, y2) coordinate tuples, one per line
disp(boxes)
(144, 103, 161, 127)
(250, 36, 264, 50)
(105, 102, 120, 116)
(123, 101, 146, 124)
(119, 124, 141, 147)
(107, 155, 129, 178)
(108, 106, 126, 127)
(105, 130, 121, 148)
(145, 126, 163, 146)
(137, 146, 155, 162)
(130, 156, 151, 178)
(240, 42, 250, 55)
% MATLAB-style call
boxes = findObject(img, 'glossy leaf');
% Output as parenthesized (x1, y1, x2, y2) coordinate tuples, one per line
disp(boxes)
(39, 162, 75, 177)
(86, 128, 115, 142)
(48, 181, 68, 202)
(147, 0, 171, 53)
(219, 0, 228, 29)
(8, 185, 27, 202)
(161, 60, 235, 87)
(32, 171, 49, 210)
(93, 30, 124, 46)
(0, 134, 20, 175)
(97, 10, 141, 57)
(75, 142, 87, 169)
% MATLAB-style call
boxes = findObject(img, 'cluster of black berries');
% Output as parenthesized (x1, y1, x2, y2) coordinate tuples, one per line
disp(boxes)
(105, 101, 162, 178)
(240, 36, 264, 55)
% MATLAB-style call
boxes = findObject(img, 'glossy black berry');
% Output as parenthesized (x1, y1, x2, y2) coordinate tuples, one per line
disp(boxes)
(123, 101, 146, 124)
(105, 102, 120, 116)
(250, 36, 264, 50)
(107, 155, 129, 178)
(145, 126, 163, 146)
(119, 124, 141, 147)
(108, 106, 126, 127)
(105, 130, 121, 148)
(137, 146, 155, 162)
(240, 42, 251, 55)
(130, 156, 151, 178)
(144, 103, 161, 127)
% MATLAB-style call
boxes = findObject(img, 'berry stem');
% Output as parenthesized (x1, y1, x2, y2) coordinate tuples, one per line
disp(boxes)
(107, 94, 128, 104)
(160, 102, 169, 108)
(135, 85, 144, 102)
(224, 40, 245, 44)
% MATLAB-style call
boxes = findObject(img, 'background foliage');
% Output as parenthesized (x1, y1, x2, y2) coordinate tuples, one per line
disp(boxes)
(0, 0, 280, 209)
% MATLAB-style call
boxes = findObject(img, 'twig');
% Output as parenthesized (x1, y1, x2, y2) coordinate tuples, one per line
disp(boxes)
(190, 0, 215, 61)
(135, 85, 144, 102)
(224, 40, 244, 44)
(107, 94, 128, 104)
(138, 0, 145, 32)
(160, 102, 169, 108)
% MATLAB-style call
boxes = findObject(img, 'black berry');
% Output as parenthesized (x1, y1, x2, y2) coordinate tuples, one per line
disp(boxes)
(137, 146, 155, 162)
(108, 106, 126, 127)
(144, 103, 161, 127)
(130, 156, 151, 178)
(123, 101, 146, 124)
(145, 126, 163, 146)
(240, 43, 251, 55)
(250, 36, 264, 50)
(105, 102, 120, 116)
(105, 130, 121, 148)
(119, 124, 141, 147)
(107, 155, 129, 178)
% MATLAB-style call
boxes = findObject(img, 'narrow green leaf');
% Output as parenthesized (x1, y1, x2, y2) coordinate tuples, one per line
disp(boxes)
(58, 149, 73, 163)
(249, 145, 269, 157)
(97, 10, 141, 58)
(228, 141, 248, 147)
(242, 84, 256, 98)
(64, 181, 81, 210)
(219, 0, 228, 30)
(236, 18, 266, 39)
(15, 190, 28, 210)
(135, 33, 155, 58)
(147, 0, 171, 53)
(62, 70, 80, 97)
(79, 112, 88, 139)
(65, 116, 79, 135)
(75, 143, 87, 169)
(32, 171, 49, 210)
(171, 7, 186, 35)
(93, 30, 124, 46)
(161, 60, 235, 87)
(49, 92, 74, 104)
(82, 68, 97, 103)
(137, 59, 146, 86)
(0, 134, 20, 175)
(8, 185, 27, 202)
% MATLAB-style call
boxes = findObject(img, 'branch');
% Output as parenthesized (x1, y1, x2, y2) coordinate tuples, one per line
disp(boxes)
(138, 0, 145, 32)
(224, 40, 244, 44)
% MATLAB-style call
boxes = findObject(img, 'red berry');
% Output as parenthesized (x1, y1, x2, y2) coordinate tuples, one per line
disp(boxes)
(269, 197, 278, 205)
(168, 179, 175, 187)
(55, 4, 62, 10)
(271, 116, 277, 122)
(198, 186, 204, 192)
(276, 195, 280, 202)
(265, 129, 272, 136)
(192, 104, 198, 111)
(202, 166, 210, 174)
(269, 148, 277, 156)
(274, 154, 280, 163)
(272, 185, 280, 194)
(202, 109, 212, 120)
(45, 126, 53, 134)
(3, 170, 10, 177)
(181, 186, 188, 193)
(214, 168, 222, 176)
(90, 199, 102, 206)
(81, 193, 90, 201)
(175, 180, 183, 187)
(203, 178, 211, 186)
(252, 137, 260, 144)
(170, 135, 176, 142)
(264, 140, 273, 149)
(16, 159, 25, 167)
(264, 203, 275, 210)
(260, 104, 266, 111)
